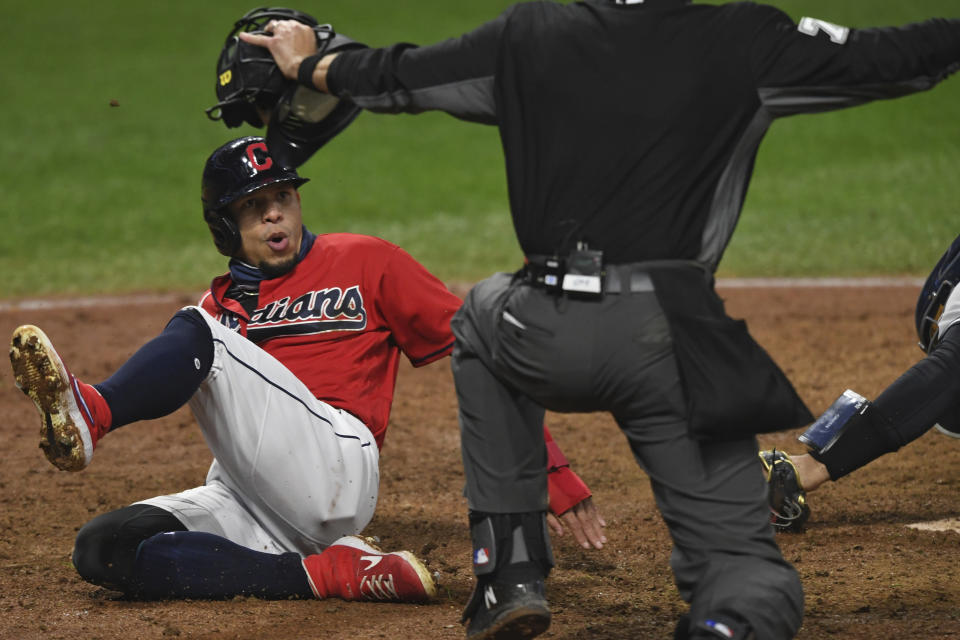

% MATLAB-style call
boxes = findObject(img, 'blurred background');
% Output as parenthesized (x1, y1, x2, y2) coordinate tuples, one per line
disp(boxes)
(2, 0, 958, 297)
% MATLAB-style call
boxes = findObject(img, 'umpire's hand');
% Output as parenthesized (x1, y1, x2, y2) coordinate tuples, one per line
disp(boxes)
(547, 496, 607, 550)
(239, 19, 314, 79)
(239, 20, 338, 92)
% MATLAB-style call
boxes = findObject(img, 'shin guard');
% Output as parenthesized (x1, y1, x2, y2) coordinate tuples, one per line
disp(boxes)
(469, 511, 554, 584)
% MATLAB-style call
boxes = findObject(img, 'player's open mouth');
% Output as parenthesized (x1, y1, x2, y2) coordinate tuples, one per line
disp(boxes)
(266, 233, 289, 252)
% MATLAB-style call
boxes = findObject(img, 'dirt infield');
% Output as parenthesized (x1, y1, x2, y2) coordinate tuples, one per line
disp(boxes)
(1, 285, 958, 639)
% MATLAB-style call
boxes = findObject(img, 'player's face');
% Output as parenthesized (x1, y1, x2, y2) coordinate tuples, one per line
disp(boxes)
(229, 182, 304, 277)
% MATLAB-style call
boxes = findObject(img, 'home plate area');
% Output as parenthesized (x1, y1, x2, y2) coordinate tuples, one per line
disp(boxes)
(907, 518, 960, 534)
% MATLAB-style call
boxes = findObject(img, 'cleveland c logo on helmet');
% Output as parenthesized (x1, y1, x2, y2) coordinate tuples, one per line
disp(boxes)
(246, 141, 274, 172)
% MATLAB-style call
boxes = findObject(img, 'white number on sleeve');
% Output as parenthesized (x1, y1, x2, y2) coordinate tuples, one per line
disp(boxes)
(797, 17, 850, 45)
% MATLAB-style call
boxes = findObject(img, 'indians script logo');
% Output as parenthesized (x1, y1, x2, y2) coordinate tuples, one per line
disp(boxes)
(245, 285, 367, 342)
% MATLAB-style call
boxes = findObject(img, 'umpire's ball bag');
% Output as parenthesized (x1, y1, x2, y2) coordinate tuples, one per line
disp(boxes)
(649, 265, 813, 440)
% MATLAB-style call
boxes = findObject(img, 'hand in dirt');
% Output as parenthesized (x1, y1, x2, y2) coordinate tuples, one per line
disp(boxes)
(547, 496, 607, 549)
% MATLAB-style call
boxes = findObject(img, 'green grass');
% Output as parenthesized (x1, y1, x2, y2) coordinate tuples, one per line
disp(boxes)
(1, 0, 958, 297)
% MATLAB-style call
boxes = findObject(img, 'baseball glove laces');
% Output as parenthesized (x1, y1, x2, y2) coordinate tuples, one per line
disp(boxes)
(758, 449, 810, 533)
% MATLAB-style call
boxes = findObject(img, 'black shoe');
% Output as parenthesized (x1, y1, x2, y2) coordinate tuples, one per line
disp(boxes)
(461, 580, 550, 640)
(679, 614, 755, 640)
(935, 422, 960, 439)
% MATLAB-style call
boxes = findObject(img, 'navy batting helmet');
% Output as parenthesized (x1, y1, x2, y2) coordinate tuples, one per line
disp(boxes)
(915, 232, 960, 353)
(201, 136, 309, 256)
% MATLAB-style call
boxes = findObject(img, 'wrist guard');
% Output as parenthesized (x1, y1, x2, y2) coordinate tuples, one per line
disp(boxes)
(799, 389, 898, 480)
(297, 53, 326, 90)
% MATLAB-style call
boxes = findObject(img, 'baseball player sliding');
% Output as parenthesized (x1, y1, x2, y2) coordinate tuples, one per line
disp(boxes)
(8, 136, 600, 601)
(763, 233, 960, 532)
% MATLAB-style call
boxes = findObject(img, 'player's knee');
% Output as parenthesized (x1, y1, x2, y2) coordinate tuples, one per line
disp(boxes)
(72, 505, 185, 591)
(72, 513, 123, 588)
(169, 308, 212, 336)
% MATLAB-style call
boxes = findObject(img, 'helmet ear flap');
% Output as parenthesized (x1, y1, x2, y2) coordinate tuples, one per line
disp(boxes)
(206, 213, 242, 257)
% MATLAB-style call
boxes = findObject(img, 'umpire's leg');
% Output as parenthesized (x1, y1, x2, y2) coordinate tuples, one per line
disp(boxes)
(619, 412, 804, 638)
(451, 273, 550, 513)
(451, 274, 555, 636)
(453, 345, 549, 513)
(596, 286, 802, 638)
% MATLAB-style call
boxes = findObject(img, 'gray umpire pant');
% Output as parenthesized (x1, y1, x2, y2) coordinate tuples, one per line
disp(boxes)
(450, 270, 803, 639)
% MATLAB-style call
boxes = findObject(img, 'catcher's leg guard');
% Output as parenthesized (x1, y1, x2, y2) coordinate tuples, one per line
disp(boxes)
(799, 389, 899, 480)
(461, 511, 553, 639)
(758, 450, 810, 532)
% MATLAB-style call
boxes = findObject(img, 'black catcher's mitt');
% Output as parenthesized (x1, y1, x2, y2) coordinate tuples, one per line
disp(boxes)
(759, 450, 810, 533)
(206, 7, 367, 168)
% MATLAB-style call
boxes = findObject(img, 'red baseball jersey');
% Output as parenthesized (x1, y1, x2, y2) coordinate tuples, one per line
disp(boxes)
(199, 233, 461, 447)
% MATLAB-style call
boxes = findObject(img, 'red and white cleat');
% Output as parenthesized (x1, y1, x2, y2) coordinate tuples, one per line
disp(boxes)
(9, 325, 108, 471)
(303, 535, 437, 603)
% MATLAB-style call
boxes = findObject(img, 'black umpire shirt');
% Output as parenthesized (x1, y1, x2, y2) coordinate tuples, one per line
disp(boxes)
(327, 0, 960, 269)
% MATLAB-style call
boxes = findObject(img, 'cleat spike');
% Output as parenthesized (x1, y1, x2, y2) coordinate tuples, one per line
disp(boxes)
(9, 325, 98, 472)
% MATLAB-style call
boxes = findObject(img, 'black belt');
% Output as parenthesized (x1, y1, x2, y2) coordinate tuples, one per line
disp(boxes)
(521, 257, 655, 294)
(604, 266, 655, 293)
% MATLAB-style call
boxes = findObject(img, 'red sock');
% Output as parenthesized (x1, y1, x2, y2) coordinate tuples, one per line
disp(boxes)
(73, 379, 113, 441)
(301, 550, 342, 599)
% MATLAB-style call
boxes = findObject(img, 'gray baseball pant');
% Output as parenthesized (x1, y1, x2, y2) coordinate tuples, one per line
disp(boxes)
(450, 271, 803, 639)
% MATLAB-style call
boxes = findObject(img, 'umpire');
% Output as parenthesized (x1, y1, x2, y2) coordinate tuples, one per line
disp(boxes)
(246, 2, 960, 638)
